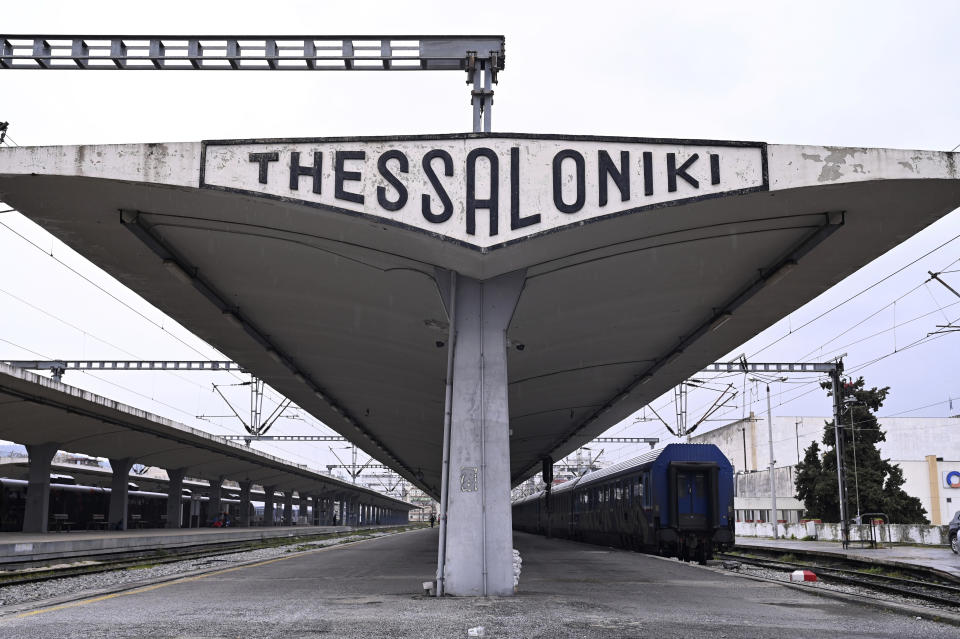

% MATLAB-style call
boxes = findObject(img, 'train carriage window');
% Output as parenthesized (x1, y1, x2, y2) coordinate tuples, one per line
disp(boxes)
(614, 483, 622, 502)
(642, 472, 651, 508)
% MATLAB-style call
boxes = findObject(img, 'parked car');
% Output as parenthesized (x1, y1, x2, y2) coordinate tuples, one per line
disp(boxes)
(949, 511, 960, 554)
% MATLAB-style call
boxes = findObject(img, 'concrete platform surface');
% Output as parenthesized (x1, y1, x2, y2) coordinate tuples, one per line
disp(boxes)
(0, 525, 359, 565)
(0, 529, 956, 638)
(736, 536, 960, 579)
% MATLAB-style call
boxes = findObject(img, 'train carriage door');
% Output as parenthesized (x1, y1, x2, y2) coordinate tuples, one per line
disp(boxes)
(670, 464, 711, 529)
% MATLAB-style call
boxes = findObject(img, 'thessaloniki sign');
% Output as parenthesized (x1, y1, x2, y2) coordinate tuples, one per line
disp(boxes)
(201, 134, 767, 250)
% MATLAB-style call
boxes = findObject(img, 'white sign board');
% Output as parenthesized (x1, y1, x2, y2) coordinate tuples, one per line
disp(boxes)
(201, 135, 767, 250)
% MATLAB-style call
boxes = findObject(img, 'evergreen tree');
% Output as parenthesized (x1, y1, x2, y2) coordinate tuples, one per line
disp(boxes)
(794, 376, 927, 524)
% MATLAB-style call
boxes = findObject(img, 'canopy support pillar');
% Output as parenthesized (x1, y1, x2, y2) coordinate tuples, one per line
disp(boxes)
(436, 269, 525, 597)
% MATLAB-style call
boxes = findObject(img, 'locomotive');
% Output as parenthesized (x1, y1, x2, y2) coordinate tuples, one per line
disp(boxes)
(512, 443, 735, 564)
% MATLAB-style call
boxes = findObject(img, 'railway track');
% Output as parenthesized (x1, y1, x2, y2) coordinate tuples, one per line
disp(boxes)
(0, 525, 413, 588)
(717, 550, 960, 608)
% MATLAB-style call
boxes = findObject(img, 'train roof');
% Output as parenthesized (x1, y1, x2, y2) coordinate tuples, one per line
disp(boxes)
(527, 444, 729, 497)
(511, 444, 731, 504)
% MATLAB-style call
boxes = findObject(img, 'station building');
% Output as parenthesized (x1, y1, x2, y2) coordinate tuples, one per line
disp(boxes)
(690, 414, 960, 525)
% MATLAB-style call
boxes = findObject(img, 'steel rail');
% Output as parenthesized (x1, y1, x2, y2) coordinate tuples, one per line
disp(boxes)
(718, 552, 960, 607)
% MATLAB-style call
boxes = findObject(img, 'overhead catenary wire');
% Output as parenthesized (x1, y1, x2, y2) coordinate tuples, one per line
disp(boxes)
(0, 208, 303, 410)
(680, 252, 960, 426)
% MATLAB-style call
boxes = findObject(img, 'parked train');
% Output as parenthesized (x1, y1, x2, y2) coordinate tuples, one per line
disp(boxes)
(512, 443, 735, 564)
(0, 478, 249, 531)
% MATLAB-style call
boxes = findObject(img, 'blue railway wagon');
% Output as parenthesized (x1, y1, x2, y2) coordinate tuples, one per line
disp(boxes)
(0, 478, 243, 531)
(513, 443, 735, 564)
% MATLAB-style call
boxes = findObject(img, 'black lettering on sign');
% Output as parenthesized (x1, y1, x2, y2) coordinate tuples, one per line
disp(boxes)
(642, 151, 653, 196)
(289, 151, 323, 194)
(710, 153, 720, 185)
(335, 151, 365, 204)
(422, 149, 454, 224)
(667, 153, 699, 192)
(249, 152, 279, 185)
(466, 148, 499, 236)
(553, 149, 585, 214)
(598, 150, 629, 207)
(376, 150, 409, 212)
(510, 147, 540, 230)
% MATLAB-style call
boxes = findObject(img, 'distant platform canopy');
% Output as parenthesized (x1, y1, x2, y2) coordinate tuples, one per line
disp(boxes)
(0, 362, 411, 511)
(1, 134, 958, 498)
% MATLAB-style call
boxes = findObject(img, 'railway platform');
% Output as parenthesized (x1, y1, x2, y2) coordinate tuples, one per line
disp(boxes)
(0, 524, 369, 566)
(735, 536, 960, 579)
(1, 529, 957, 638)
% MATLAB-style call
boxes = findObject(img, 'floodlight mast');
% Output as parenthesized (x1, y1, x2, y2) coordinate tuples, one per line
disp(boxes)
(0, 35, 505, 132)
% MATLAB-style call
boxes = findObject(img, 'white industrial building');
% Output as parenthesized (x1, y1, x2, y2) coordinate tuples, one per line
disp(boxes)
(690, 414, 960, 525)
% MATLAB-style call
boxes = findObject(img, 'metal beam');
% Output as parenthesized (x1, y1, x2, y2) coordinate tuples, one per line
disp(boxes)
(327, 463, 388, 470)
(227, 435, 345, 442)
(593, 437, 659, 447)
(702, 362, 838, 374)
(3, 359, 243, 373)
(0, 36, 505, 72)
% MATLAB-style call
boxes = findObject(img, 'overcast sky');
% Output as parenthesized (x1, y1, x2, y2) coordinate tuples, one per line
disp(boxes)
(1, 1, 958, 480)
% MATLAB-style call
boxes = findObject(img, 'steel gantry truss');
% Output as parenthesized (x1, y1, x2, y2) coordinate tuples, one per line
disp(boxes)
(2, 359, 244, 381)
(0, 35, 505, 132)
(696, 358, 852, 547)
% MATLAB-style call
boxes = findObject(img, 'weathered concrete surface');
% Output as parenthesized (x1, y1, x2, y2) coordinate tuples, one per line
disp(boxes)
(2, 138, 958, 499)
(1, 529, 956, 638)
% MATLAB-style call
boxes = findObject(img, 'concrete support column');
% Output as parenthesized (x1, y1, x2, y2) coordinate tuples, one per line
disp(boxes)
(437, 270, 525, 597)
(312, 495, 321, 525)
(238, 481, 252, 527)
(166, 468, 186, 529)
(108, 457, 135, 531)
(283, 492, 293, 526)
(207, 478, 223, 525)
(263, 486, 275, 526)
(23, 442, 59, 533)
(329, 498, 336, 525)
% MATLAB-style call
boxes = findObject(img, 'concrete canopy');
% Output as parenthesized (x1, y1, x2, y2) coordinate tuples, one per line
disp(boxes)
(1, 134, 958, 499)
(0, 363, 411, 510)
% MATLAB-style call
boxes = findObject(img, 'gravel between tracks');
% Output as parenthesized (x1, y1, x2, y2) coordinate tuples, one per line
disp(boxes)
(0, 531, 396, 608)
(726, 561, 960, 616)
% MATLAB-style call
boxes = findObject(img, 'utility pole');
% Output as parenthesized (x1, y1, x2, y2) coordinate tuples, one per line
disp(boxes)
(763, 383, 779, 539)
(828, 363, 851, 549)
(848, 397, 861, 522)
